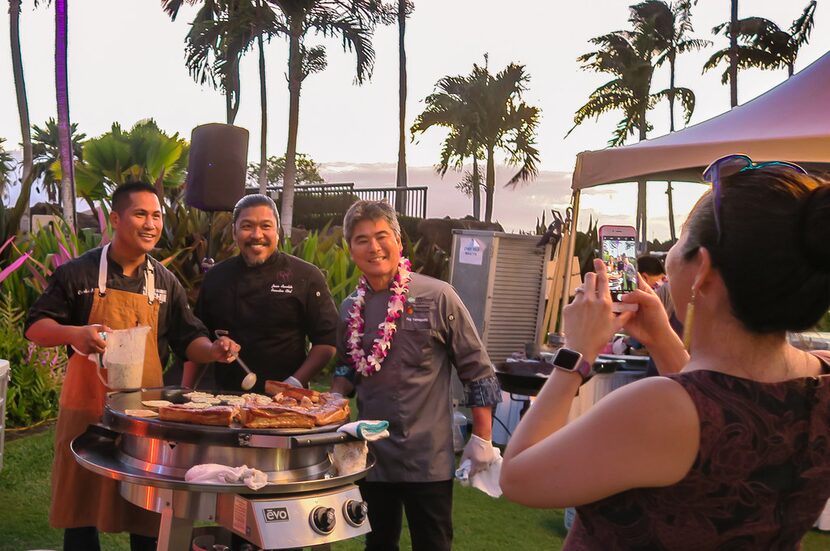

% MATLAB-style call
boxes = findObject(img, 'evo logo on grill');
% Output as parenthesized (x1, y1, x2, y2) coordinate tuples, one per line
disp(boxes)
(263, 507, 290, 522)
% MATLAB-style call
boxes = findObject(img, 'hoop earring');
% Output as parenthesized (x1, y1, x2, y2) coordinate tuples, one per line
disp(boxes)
(682, 290, 696, 352)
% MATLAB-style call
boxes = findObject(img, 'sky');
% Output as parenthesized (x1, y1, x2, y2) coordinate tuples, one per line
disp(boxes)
(1, 0, 828, 236)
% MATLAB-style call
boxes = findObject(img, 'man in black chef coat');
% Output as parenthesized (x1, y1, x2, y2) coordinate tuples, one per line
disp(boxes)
(185, 194, 339, 392)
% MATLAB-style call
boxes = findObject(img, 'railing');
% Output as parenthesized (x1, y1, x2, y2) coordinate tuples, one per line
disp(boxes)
(250, 183, 428, 219)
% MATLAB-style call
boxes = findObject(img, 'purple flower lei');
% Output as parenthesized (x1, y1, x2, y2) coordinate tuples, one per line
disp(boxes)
(346, 256, 412, 376)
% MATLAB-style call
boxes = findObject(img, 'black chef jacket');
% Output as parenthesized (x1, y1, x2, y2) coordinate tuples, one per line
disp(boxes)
(24, 247, 209, 366)
(195, 251, 338, 391)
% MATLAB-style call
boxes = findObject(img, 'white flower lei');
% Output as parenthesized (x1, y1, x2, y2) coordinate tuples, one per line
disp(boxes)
(346, 257, 412, 376)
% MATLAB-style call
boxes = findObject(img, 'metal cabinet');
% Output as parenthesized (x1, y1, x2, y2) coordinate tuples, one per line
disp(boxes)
(449, 231, 550, 364)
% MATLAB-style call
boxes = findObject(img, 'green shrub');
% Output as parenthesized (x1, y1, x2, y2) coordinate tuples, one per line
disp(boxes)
(0, 292, 64, 428)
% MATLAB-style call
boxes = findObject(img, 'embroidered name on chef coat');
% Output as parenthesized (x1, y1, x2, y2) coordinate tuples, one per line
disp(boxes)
(404, 299, 431, 329)
(271, 283, 294, 294)
(153, 289, 168, 304)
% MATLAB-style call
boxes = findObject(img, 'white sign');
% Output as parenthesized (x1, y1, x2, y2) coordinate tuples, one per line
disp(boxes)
(459, 237, 485, 265)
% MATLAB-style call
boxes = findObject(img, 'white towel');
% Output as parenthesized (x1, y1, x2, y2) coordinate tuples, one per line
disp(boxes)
(337, 420, 390, 441)
(455, 447, 503, 498)
(184, 463, 268, 490)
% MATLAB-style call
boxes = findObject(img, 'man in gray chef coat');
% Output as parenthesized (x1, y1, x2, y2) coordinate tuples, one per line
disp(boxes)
(331, 200, 501, 551)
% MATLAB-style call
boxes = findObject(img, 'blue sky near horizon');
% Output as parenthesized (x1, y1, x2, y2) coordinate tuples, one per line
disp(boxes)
(1, 1, 827, 236)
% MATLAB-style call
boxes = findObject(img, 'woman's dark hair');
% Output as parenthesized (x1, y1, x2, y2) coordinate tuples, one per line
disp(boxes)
(636, 255, 665, 276)
(681, 166, 830, 333)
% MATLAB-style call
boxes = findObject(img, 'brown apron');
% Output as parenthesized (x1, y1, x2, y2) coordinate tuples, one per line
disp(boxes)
(49, 244, 164, 536)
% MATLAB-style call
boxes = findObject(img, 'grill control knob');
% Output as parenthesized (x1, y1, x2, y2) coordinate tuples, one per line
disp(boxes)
(310, 506, 336, 534)
(344, 499, 368, 526)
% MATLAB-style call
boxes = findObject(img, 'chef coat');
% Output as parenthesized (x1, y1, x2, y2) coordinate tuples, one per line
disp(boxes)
(334, 273, 501, 483)
(25, 247, 208, 365)
(195, 252, 338, 392)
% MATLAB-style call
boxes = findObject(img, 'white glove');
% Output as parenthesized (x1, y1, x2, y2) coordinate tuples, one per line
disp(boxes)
(283, 375, 303, 388)
(461, 434, 498, 476)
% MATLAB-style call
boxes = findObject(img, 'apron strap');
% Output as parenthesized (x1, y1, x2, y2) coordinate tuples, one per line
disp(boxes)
(98, 243, 156, 304)
(145, 258, 155, 305)
(98, 244, 109, 297)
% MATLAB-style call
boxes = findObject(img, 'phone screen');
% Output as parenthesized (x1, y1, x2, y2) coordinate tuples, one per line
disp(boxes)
(601, 235, 638, 302)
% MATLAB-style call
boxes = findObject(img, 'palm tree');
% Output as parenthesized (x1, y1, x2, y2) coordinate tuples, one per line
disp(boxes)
(414, 58, 541, 223)
(10, 1, 33, 227)
(705, 1, 815, 104)
(411, 72, 484, 219)
(55, 0, 75, 230)
(395, 0, 413, 213)
(164, 0, 278, 194)
(710, 1, 817, 79)
(630, 0, 707, 242)
(9, 0, 52, 236)
(164, 0, 278, 125)
(569, 30, 667, 247)
(31, 118, 85, 203)
(267, 0, 383, 237)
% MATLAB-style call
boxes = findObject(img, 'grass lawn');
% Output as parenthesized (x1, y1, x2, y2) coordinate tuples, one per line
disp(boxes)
(0, 427, 563, 550)
(2, 427, 829, 551)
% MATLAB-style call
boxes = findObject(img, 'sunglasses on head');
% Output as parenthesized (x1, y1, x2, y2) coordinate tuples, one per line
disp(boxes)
(702, 154, 807, 242)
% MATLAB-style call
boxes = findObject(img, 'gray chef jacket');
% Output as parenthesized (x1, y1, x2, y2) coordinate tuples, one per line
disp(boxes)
(334, 273, 501, 483)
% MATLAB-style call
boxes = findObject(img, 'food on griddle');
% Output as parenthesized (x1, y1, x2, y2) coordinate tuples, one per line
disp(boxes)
(183, 391, 222, 405)
(152, 384, 350, 428)
(215, 394, 246, 406)
(238, 404, 317, 429)
(159, 404, 239, 426)
(240, 393, 274, 406)
(264, 380, 321, 403)
(140, 399, 173, 409)
(124, 409, 159, 418)
(238, 392, 350, 428)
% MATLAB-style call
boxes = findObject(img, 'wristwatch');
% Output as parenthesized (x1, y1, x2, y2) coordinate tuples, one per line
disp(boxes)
(551, 348, 594, 384)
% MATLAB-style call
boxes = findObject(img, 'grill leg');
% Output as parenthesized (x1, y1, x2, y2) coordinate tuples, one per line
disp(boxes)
(155, 489, 194, 551)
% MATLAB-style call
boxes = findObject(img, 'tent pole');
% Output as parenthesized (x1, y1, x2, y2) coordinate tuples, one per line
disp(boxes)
(557, 190, 581, 336)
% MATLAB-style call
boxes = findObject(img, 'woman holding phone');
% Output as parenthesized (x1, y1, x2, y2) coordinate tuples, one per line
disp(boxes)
(501, 157, 830, 549)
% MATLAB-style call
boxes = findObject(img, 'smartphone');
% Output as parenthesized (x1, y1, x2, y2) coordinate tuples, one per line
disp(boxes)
(598, 225, 638, 312)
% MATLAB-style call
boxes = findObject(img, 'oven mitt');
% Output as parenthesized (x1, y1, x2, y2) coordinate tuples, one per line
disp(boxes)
(337, 420, 390, 441)
(185, 463, 268, 490)
(455, 446, 503, 498)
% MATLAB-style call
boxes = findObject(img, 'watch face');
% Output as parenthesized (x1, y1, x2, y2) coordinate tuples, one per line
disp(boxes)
(554, 348, 582, 371)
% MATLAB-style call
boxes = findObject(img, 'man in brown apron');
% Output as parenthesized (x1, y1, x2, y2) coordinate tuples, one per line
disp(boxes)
(25, 182, 242, 551)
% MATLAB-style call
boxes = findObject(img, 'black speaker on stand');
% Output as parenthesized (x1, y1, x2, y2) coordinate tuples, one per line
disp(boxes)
(184, 123, 250, 270)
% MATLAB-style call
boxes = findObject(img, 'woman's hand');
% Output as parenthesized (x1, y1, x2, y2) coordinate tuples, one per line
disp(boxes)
(619, 274, 675, 349)
(563, 259, 631, 362)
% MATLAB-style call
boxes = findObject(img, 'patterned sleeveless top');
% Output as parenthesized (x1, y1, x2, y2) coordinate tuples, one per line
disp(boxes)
(565, 363, 830, 550)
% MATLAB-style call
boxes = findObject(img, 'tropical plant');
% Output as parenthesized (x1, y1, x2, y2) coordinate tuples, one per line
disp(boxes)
(704, 0, 817, 88)
(0, 291, 65, 428)
(61, 120, 189, 212)
(267, 0, 386, 237)
(0, 138, 14, 203)
(630, 0, 708, 242)
(247, 153, 324, 188)
(413, 57, 541, 223)
(31, 118, 85, 203)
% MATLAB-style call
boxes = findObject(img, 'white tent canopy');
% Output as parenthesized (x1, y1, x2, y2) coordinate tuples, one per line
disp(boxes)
(572, 50, 830, 190)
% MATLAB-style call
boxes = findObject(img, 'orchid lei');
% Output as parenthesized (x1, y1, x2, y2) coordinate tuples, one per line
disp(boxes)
(346, 256, 412, 376)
